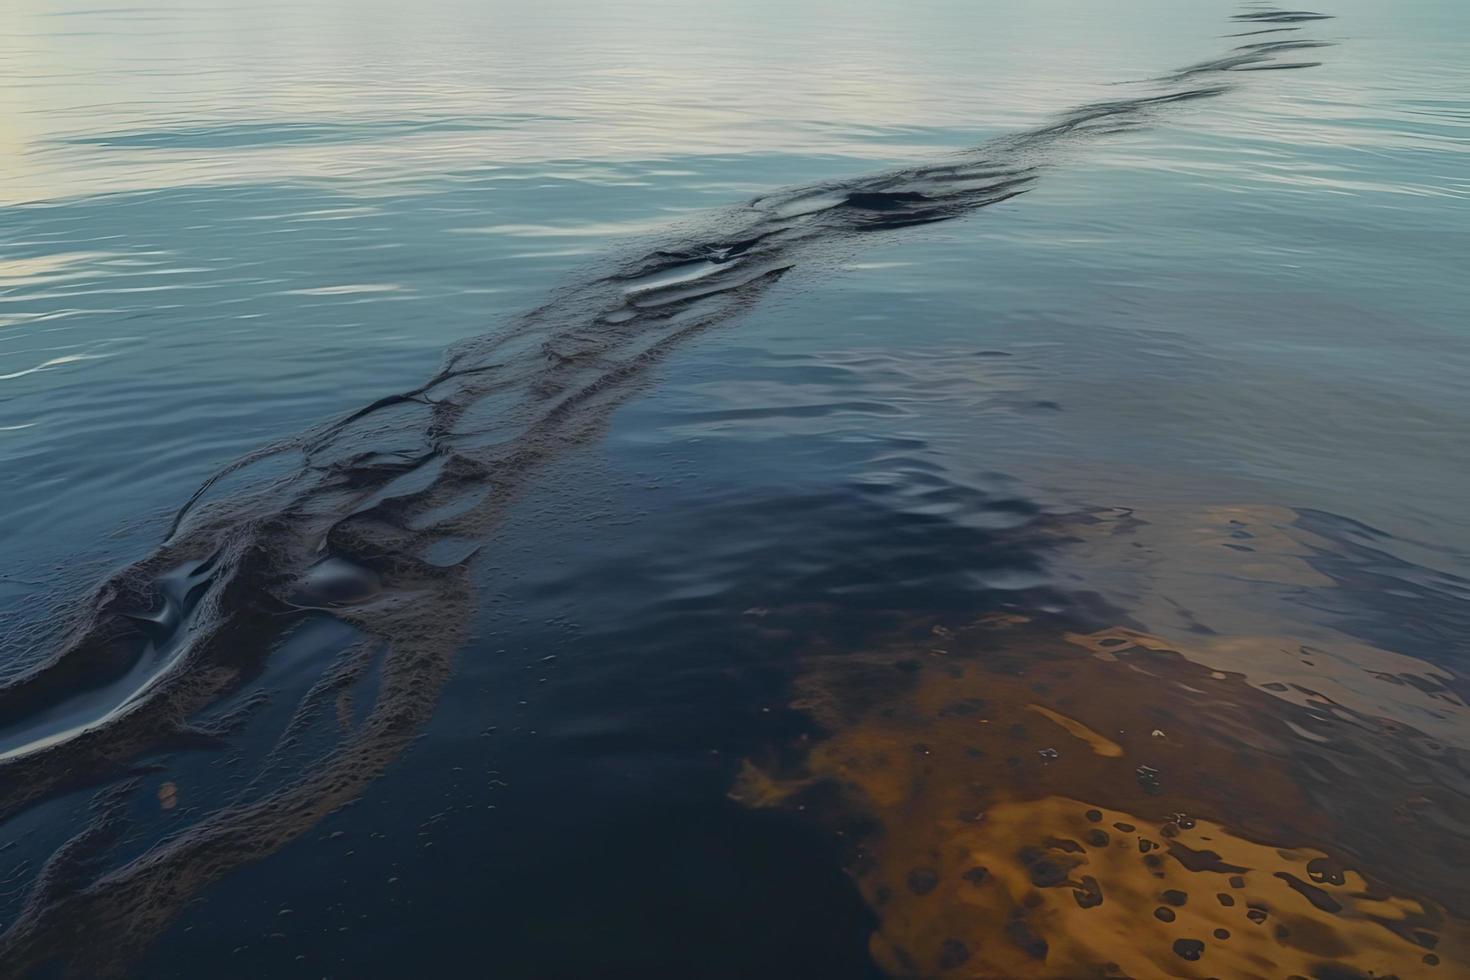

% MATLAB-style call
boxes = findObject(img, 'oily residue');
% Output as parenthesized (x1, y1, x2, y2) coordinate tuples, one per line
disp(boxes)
(733, 613, 1469, 977)
(1025, 704, 1124, 758)
(732, 500, 1470, 978)
(0, 8, 1335, 976)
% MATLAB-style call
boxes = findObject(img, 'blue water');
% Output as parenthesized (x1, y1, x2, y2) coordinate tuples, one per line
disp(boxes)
(1, 1, 1468, 976)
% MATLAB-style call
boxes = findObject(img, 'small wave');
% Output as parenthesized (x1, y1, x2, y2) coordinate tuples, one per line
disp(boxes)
(1233, 10, 1334, 23)
(53, 115, 573, 151)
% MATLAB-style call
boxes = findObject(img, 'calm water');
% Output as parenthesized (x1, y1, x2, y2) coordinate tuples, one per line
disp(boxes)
(2, 1, 1468, 977)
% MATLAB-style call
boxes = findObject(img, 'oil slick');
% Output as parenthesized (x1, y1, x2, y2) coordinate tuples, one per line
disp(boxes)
(732, 505, 1470, 978)
(733, 615, 1468, 976)
(0, 5, 1350, 976)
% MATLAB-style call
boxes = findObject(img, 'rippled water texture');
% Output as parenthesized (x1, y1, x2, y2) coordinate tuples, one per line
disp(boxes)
(2, 1, 1468, 977)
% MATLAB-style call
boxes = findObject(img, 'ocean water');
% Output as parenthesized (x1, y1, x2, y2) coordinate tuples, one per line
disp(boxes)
(1, 1, 1468, 977)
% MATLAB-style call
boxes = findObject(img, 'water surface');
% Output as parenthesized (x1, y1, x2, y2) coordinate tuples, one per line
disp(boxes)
(1, 1, 1468, 976)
